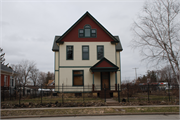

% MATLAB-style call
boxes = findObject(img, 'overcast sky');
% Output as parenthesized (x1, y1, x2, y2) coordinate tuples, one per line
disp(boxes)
(1, 0, 155, 82)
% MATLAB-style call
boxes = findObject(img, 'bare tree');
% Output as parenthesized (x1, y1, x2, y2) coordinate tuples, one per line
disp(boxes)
(11, 60, 36, 86)
(131, 0, 180, 84)
(0, 47, 9, 66)
(156, 65, 176, 84)
(30, 68, 39, 86)
(45, 71, 54, 84)
(38, 72, 47, 86)
(0, 48, 5, 64)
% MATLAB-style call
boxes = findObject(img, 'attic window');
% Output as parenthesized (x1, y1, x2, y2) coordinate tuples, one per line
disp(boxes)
(79, 25, 96, 38)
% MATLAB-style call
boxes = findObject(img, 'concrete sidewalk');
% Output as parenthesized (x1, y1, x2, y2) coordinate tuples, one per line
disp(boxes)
(1, 112, 179, 119)
(1, 105, 179, 119)
(1, 105, 179, 111)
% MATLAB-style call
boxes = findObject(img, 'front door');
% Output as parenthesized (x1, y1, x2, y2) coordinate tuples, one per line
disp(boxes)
(101, 72, 110, 90)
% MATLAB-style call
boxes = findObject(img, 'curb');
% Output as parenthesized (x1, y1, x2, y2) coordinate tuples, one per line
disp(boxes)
(1, 112, 179, 119)
(1, 105, 179, 111)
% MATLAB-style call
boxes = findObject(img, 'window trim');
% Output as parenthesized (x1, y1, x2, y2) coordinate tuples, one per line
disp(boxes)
(72, 70, 84, 86)
(78, 25, 97, 38)
(97, 45, 104, 60)
(82, 45, 89, 60)
(66, 45, 74, 60)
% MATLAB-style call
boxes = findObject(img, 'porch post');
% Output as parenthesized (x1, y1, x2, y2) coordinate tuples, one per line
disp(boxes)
(93, 72, 94, 84)
(115, 72, 117, 91)
(92, 72, 94, 91)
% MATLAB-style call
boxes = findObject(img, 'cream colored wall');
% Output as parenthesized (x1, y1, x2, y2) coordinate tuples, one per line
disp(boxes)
(59, 68, 93, 92)
(55, 71, 59, 91)
(59, 42, 116, 66)
(54, 42, 122, 92)
(110, 72, 115, 90)
(55, 52, 59, 70)
(116, 51, 121, 86)
(94, 72, 101, 91)
(116, 52, 120, 68)
(54, 51, 59, 91)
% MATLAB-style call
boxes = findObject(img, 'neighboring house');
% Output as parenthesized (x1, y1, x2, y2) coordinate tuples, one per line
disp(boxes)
(47, 80, 55, 86)
(46, 80, 55, 89)
(52, 12, 123, 97)
(1, 63, 16, 93)
(20, 85, 40, 96)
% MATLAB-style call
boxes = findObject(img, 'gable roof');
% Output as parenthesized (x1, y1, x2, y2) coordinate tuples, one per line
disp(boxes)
(90, 57, 119, 72)
(47, 80, 55, 86)
(56, 11, 119, 44)
(114, 36, 123, 51)
(1, 63, 14, 74)
(52, 36, 60, 51)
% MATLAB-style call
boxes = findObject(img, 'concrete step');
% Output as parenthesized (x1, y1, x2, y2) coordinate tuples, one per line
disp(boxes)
(106, 98, 119, 106)
(106, 103, 119, 106)
(106, 104, 119, 106)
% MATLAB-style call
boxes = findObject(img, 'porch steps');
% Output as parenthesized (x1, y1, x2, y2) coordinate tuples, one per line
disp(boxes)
(106, 98, 119, 106)
(100, 90, 111, 98)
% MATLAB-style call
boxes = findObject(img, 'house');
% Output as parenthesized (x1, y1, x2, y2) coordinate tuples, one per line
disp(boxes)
(47, 80, 55, 86)
(1, 63, 16, 93)
(52, 12, 123, 98)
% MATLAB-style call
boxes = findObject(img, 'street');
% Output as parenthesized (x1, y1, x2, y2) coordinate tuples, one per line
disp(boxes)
(2, 115, 180, 120)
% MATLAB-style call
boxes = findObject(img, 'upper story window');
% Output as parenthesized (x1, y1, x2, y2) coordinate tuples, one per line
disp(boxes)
(82, 46, 89, 60)
(79, 25, 96, 38)
(67, 46, 73, 60)
(97, 45, 104, 60)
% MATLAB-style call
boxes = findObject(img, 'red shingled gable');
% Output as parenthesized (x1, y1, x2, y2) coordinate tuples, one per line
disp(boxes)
(96, 60, 114, 68)
(61, 15, 114, 42)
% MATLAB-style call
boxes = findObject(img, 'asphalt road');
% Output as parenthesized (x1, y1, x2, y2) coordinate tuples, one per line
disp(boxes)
(1, 115, 180, 120)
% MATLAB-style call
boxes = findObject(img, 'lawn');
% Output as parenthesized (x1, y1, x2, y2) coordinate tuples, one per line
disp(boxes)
(1, 96, 104, 105)
(115, 92, 178, 103)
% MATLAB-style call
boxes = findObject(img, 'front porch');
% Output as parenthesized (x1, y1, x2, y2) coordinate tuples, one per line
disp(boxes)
(90, 57, 120, 98)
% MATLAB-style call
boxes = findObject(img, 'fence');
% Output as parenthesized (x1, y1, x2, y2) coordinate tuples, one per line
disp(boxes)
(1, 83, 179, 106)
(119, 83, 179, 103)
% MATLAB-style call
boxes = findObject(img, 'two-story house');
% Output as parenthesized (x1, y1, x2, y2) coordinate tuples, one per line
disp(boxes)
(52, 12, 123, 98)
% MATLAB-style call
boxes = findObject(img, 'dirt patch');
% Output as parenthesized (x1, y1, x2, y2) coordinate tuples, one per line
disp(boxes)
(1, 101, 105, 109)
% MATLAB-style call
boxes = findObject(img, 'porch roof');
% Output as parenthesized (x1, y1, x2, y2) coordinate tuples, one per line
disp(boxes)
(90, 57, 119, 72)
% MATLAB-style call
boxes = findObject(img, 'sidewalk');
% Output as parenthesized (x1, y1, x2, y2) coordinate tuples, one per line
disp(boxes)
(1, 105, 179, 111)
(1, 105, 179, 119)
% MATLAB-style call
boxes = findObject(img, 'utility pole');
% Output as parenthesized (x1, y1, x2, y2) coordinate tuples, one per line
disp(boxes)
(133, 68, 138, 80)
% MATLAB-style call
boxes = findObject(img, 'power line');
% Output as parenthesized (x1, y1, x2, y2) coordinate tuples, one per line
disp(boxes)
(132, 68, 138, 80)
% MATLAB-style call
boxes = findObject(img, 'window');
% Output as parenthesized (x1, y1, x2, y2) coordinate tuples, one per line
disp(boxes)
(82, 46, 89, 60)
(91, 29, 96, 37)
(79, 25, 96, 38)
(10, 76, 14, 87)
(4, 76, 7, 87)
(97, 46, 104, 60)
(79, 30, 84, 37)
(67, 46, 73, 60)
(73, 70, 84, 86)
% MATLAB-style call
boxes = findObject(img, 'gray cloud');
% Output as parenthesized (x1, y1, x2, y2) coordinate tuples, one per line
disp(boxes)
(2, 0, 152, 81)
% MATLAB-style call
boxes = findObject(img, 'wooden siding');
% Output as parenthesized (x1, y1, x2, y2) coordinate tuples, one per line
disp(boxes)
(61, 16, 114, 42)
